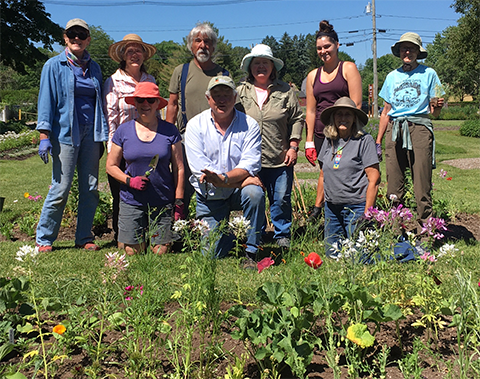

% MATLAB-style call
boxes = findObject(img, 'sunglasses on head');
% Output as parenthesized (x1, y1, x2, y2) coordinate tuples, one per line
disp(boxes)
(66, 30, 89, 40)
(135, 98, 157, 104)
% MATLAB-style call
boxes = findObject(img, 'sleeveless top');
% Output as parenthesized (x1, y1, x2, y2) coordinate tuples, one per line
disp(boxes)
(313, 61, 349, 138)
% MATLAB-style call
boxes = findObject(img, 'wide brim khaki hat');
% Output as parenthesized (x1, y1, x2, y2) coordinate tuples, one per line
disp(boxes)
(320, 97, 368, 126)
(240, 44, 284, 72)
(391, 32, 428, 60)
(108, 34, 157, 63)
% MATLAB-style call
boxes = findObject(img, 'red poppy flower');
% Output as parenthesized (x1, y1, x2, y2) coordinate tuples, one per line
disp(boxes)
(304, 252, 323, 269)
(257, 257, 275, 273)
(446, 177, 452, 181)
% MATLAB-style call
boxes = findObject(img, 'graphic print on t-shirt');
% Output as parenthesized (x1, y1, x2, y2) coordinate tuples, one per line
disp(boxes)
(392, 80, 421, 109)
(333, 150, 343, 169)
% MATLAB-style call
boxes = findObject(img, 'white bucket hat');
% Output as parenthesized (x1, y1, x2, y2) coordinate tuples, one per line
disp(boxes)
(391, 32, 428, 60)
(240, 44, 284, 72)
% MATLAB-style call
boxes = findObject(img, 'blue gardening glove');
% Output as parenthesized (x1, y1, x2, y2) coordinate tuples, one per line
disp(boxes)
(375, 143, 383, 162)
(39, 139, 53, 164)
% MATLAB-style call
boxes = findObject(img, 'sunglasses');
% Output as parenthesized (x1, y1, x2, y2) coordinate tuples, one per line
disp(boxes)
(66, 30, 89, 40)
(135, 98, 157, 104)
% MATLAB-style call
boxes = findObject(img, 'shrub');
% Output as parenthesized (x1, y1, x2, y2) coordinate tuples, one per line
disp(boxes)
(437, 104, 480, 120)
(459, 119, 480, 138)
(0, 120, 34, 134)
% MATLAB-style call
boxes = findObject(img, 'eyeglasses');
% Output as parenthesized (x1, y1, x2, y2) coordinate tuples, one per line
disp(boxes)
(66, 30, 89, 40)
(135, 98, 157, 104)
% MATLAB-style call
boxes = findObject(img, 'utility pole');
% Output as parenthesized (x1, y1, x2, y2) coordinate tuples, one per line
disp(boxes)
(371, 0, 379, 118)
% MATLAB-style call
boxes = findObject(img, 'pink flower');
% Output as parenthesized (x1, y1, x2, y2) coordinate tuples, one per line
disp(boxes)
(257, 257, 275, 273)
(419, 251, 437, 262)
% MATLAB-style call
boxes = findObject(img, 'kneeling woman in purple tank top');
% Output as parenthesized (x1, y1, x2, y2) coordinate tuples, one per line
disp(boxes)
(107, 82, 184, 256)
(304, 20, 363, 221)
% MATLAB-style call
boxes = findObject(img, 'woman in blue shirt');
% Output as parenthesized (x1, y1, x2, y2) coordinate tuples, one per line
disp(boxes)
(35, 18, 108, 252)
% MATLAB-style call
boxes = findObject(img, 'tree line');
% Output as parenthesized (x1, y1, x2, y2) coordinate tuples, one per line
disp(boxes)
(1, 0, 478, 105)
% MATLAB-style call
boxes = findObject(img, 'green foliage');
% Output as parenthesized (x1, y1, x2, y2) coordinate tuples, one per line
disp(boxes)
(438, 104, 480, 120)
(0, 120, 35, 134)
(0, 0, 63, 73)
(360, 54, 402, 102)
(88, 25, 117, 82)
(0, 89, 38, 106)
(460, 119, 480, 137)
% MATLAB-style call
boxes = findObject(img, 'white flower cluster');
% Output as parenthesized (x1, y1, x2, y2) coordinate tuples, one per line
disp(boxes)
(437, 243, 458, 258)
(192, 219, 210, 234)
(331, 229, 381, 260)
(0, 130, 36, 143)
(173, 219, 189, 233)
(229, 216, 251, 239)
(15, 245, 39, 262)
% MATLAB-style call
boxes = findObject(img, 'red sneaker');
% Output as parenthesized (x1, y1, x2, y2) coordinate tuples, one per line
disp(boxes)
(36, 243, 52, 253)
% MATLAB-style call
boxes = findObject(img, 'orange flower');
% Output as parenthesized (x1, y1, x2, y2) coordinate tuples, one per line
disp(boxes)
(53, 324, 66, 335)
(304, 252, 323, 269)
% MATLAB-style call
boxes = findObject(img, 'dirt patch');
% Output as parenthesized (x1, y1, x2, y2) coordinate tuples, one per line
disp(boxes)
(441, 157, 480, 170)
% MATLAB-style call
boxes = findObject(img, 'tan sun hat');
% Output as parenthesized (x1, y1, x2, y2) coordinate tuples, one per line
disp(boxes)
(108, 34, 156, 63)
(391, 32, 428, 60)
(320, 97, 368, 126)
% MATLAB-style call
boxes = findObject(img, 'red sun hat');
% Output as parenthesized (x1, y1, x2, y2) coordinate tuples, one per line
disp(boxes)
(124, 82, 168, 110)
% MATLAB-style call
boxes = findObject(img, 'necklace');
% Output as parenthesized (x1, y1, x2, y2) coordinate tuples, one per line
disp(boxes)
(330, 137, 351, 160)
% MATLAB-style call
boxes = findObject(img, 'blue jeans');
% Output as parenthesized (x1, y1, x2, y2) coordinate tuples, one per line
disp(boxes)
(36, 125, 102, 246)
(259, 166, 293, 239)
(324, 202, 365, 258)
(195, 185, 265, 258)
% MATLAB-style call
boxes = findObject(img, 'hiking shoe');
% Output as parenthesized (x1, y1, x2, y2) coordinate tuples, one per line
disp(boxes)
(308, 206, 323, 221)
(276, 237, 290, 248)
(36, 243, 52, 253)
(75, 242, 100, 251)
(242, 257, 257, 271)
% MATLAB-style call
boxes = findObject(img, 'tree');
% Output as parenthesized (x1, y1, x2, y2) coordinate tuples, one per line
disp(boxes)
(1, 0, 63, 73)
(360, 54, 401, 102)
(88, 26, 116, 82)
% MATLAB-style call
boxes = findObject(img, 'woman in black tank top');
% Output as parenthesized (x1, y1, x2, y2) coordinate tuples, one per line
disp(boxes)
(304, 20, 363, 221)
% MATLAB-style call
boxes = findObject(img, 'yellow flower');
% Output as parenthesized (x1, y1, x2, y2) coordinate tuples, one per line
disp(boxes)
(53, 324, 66, 335)
(346, 324, 375, 348)
(24, 192, 30, 198)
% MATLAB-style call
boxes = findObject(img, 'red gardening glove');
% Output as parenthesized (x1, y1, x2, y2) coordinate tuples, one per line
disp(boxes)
(128, 176, 149, 191)
(305, 148, 317, 166)
(174, 203, 185, 221)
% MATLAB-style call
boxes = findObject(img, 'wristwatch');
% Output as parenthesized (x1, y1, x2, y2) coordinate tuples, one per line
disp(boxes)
(222, 173, 229, 184)
(289, 145, 299, 152)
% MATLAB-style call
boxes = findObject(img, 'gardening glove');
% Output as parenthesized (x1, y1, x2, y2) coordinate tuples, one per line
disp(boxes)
(38, 139, 52, 164)
(128, 176, 149, 191)
(375, 143, 383, 162)
(305, 141, 317, 166)
(174, 200, 185, 221)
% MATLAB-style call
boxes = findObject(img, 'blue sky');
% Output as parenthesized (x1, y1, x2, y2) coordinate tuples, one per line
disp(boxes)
(43, 0, 459, 67)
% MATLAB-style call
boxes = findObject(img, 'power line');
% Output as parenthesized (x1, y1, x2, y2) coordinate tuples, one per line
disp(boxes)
(43, 0, 276, 6)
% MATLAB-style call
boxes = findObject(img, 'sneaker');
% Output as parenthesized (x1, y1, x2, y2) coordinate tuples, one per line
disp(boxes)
(308, 206, 323, 222)
(75, 242, 100, 251)
(276, 237, 290, 248)
(36, 243, 52, 253)
(242, 257, 257, 271)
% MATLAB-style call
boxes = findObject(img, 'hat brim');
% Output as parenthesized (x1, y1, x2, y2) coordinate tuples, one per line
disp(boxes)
(391, 42, 428, 59)
(240, 53, 284, 73)
(320, 104, 368, 127)
(108, 40, 157, 63)
(125, 96, 168, 110)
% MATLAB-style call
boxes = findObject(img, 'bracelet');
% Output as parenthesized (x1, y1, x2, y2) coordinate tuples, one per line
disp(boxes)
(289, 146, 299, 152)
(126, 177, 130, 187)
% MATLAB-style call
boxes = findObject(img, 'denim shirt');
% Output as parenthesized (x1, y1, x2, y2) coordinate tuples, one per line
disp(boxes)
(36, 53, 108, 146)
